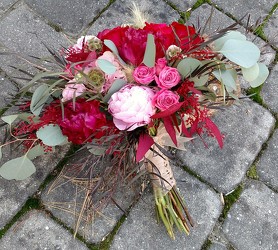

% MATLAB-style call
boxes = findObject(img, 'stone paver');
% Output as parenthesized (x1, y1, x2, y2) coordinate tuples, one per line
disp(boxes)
(42, 150, 140, 243)
(0, 141, 69, 229)
(211, 0, 275, 27)
(261, 64, 278, 114)
(0, 0, 17, 15)
(0, 210, 88, 249)
(0, 73, 17, 109)
(222, 180, 278, 250)
(164, 0, 196, 12)
(257, 129, 278, 190)
(176, 99, 275, 193)
(0, 3, 68, 80)
(110, 165, 222, 249)
(264, 6, 278, 44)
(24, 0, 110, 35)
(87, 0, 179, 35)
(209, 242, 228, 250)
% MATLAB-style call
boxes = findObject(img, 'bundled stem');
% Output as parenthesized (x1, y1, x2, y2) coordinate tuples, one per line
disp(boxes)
(145, 145, 193, 239)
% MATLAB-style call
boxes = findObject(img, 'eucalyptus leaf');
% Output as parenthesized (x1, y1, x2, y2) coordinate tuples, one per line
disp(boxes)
(214, 31, 246, 51)
(213, 68, 237, 90)
(103, 79, 127, 103)
(219, 39, 260, 68)
(143, 34, 156, 67)
(0, 156, 36, 180)
(30, 84, 50, 116)
(242, 63, 260, 82)
(96, 59, 117, 74)
(177, 58, 201, 78)
(36, 124, 68, 146)
(190, 75, 209, 87)
(88, 145, 106, 155)
(26, 144, 46, 160)
(104, 40, 126, 65)
(1, 114, 18, 125)
(249, 63, 269, 88)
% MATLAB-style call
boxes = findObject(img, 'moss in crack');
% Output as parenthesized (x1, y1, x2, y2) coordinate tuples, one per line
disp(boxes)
(201, 238, 212, 250)
(97, 214, 127, 250)
(221, 184, 243, 220)
(247, 165, 259, 180)
(246, 85, 263, 105)
(0, 197, 42, 239)
(48, 21, 63, 33)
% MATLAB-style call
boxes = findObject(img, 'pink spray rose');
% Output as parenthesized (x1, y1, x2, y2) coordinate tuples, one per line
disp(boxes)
(133, 65, 156, 84)
(153, 89, 180, 111)
(62, 82, 87, 102)
(155, 66, 181, 89)
(108, 85, 155, 131)
(155, 58, 167, 75)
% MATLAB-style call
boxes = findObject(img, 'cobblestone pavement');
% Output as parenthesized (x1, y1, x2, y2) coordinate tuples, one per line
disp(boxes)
(0, 0, 277, 249)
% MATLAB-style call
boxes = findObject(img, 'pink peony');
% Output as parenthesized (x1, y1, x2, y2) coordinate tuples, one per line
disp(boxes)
(155, 58, 167, 75)
(153, 89, 180, 111)
(108, 85, 155, 131)
(133, 65, 156, 84)
(155, 66, 181, 89)
(62, 82, 87, 102)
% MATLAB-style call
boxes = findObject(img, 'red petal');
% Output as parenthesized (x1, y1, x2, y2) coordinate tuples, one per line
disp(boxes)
(136, 133, 154, 162)
(164, 117, 177, 146)
(151, 102, 184, 119)
(205, 118, 223, 148)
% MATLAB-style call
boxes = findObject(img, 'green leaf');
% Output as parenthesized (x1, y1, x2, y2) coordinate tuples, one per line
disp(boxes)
(30, 84, 50, 116)
(20, 72, 67, 94)
(242, 63, 260, 82)
(143, 34, 156, 67)
(26, 144, 46, 160)
(104, 40, 126, 65)
(249, 63, 269, 88)
(190, 75, 209, 87)
(214, 31, 246, 51)
(219, 39, 260, 68)
(213, 68, 237, 90)
(88, 145, 106, 156)
(177, 58, 201, 78)
(96, 59, 116, 74)
(0, 156, 36, 180)
(1, 114, 18, 125)
(36, 124, 68, 146)
(103, 79, 127, 103)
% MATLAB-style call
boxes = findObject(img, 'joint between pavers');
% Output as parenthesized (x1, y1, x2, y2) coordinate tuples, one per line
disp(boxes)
(0, 0, 22, 21)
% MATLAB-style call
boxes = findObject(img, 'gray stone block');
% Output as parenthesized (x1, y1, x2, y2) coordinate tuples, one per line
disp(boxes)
(209, 242, 228, 250)
(222, 180, 278, 250)
(41, 150, 140, 243)
(0, 4, 69, 81)
(87, 0, 180, 35)
(110, 165, 222, 250)
(257, 129, 278, 190)
(0, 73, 17, 109)
(264, 7, 278, 45)
(176, 99, 275, 193)
(163, 0, 196, 12)
(211, 0, 275, 27)
(261, 64, 278, 114)
(0, 210, 88, 249)
(0, 0, 17, 15)
(0, 139, 69, 229)
(24, 0, 109, 35)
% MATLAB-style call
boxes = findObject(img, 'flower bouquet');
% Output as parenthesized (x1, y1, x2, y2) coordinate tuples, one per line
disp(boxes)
(0, 5, 269, 239)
